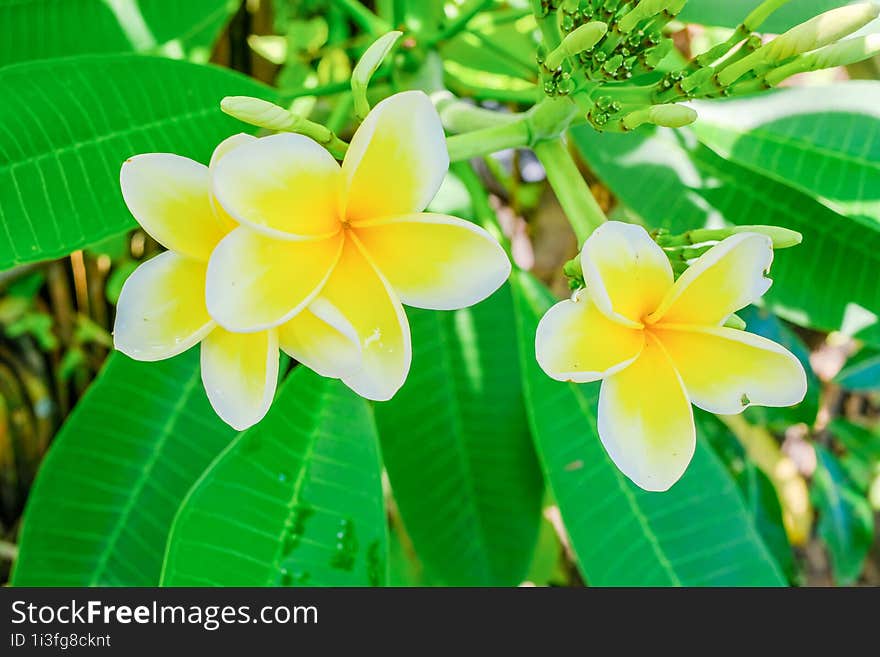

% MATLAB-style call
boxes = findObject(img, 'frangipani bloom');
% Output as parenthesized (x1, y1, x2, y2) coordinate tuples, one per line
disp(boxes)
(115, 133, 279, 431)
(536, 221, 807, 492)
(204, 90, 510, 401)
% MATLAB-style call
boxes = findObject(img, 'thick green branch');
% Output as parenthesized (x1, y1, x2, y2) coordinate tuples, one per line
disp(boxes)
(532, 137, 606, 244)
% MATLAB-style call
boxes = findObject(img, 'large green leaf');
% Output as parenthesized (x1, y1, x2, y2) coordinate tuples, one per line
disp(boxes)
(693, 83, 880, 224)
(572, 125, 880, 346)
(161, 367, 386, 587)
(512, 271, 786, 586)
(835, 348, 880, 391)
(812, 445, 875, 585)
(680, 1, 855, 32)
(374, 285, 544, 586)
(0, 0, 237, 66)
(0, 54, 274, 271)
(12, 350, 237, 586)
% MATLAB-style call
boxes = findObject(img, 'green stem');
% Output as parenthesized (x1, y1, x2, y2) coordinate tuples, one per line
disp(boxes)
(332, 0, 391, 35)
(530, 0, 562, 50)
(431, 0, 495, 43)
(433, 90, 522, 132)
(446, 119, 531, 161)
(533, 137, 606, 244)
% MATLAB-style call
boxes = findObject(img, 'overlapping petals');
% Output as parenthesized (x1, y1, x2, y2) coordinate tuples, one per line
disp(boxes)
(536, 221, 806, 491)
(114, 135, 282, 431)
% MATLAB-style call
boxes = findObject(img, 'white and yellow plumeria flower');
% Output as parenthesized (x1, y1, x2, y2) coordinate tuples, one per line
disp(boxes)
(114, 134, 280, 431)
(535, 221, 807, 492)
(205, 90, 511, 401)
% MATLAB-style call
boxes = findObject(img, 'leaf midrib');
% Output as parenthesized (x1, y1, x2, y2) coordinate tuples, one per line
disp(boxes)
(88, 363, 201, 586)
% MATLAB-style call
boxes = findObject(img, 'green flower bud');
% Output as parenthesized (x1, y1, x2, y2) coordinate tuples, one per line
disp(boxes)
(221, 96, 300, 131)
(719, 2, 880, 87)
(545, 21, 608, 69)
(220, 96, 348, 157)
(623, 104, 698, 130)
(761, 2, 879, 61)
(765, 34, 880, 86)
(352, 31, 403, 120)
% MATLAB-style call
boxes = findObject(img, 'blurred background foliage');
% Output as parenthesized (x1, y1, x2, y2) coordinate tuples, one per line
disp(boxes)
(0, 0, 879, 587)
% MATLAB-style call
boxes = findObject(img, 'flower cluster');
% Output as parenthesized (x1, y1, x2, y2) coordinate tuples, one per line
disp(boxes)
(113, 91, 511, 430)
(536, 0, 880, 131)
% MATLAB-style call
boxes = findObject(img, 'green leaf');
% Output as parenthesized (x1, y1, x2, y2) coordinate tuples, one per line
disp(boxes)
(512, 271, 786, 586)
(811, 445, 875, 584)
(572, 125, 880, 347)
(834, 347, 880, 391)
(12, 350, 237, 586)
(161, 367, 386, 587)
(693, 84, 880, 224)
(0, 0, 237, 66)
(680, 1, 855, 32)
(0, 54, 275, 271)
(703, 421, 797, 582)
(374, 286, 544, 586)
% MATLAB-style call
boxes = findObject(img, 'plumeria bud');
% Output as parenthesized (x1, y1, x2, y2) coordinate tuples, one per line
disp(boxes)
(618, 0, 685, 34)
(352, 31, 403, 120)
(724, 314, 748, 331)
(623, 104, 698, 130)
(545, 22, 608, 70)
(762, 2, 879, 61)
(659, 225, 802, 249)
(719, 2, 880, 86)
(734, 225, 802, 249)
(220, 96, 348, 157)
(765, 34, 880, 86)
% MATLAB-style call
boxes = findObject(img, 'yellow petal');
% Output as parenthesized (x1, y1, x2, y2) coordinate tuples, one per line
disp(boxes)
(278, 298, 362, 379)
(581, 221, 673, 327)
(652, 325, 807, 415)
(205, 227, 343, 332)
(598, 334, 695, 492)
(209, 133, 258, 234)
(201, 328, 279, 431)
(212, 132, 342, 240)
(120, 154, 224, 261)
(315, 232, 411, 401)
(113, 251, 214, 361)
(535, 290, 645, 383)
(343, 91, 448, 223)
(352, 213, 511, 310)
(648, 233, 773, 326)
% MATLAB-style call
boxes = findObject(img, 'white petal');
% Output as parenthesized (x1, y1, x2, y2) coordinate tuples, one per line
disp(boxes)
(535, 290, 645, 383)
(581, 221, 674, 327)
(598, 335, 696, 492)
(342, 90, 449, 222)
(653, 325, 808, 415)
(649, 233, 773, 326)
(113, 251, 214, 361)
(201, 328, 279, 431)
(205, 227, 343, 332)
(353, 213, 511, 310)
(120, 154, 224, 261)
(315, 232, 412, 401)
(278, 298, 362, 379)
(212, 132, 342, 239)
